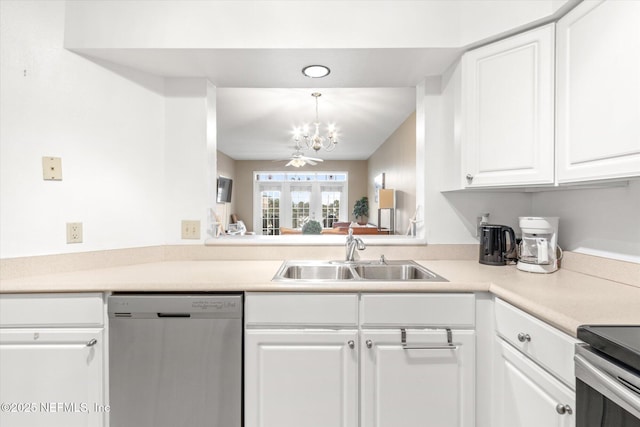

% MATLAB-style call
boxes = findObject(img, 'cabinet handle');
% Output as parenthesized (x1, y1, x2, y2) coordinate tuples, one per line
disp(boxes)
(401, 328, 459, 350)
(348, 340, 355, 349)
(555, 404, 573, 415)
(466, 174, 474, 183)
(366, 340, 373, 349)
(86, 338, 98, 347)
(517, 333, 531, 343)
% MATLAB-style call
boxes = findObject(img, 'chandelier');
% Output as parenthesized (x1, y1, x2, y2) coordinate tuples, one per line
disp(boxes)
(293, 92, 338, 152)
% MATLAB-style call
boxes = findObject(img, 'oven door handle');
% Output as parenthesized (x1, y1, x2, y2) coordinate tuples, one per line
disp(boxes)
(575, 353, 640, 417)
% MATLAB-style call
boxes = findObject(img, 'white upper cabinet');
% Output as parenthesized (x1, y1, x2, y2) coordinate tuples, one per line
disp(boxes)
(556, 0, 640, 183)
(462, 24, 555, 187)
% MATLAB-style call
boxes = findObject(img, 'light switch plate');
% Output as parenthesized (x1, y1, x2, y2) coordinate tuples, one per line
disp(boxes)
(181, 220, 201, 239)
(43, 157, 62, 180)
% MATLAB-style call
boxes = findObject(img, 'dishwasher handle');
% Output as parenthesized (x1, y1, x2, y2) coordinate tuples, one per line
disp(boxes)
(157, 313, 191, 318)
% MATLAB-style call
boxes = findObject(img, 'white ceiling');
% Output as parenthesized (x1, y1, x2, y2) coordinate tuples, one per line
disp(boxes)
(78, 48, 461, 88)
(216, 87, 417, 161)
(77, 48, 460, 161)
(68, 1, 577, 162)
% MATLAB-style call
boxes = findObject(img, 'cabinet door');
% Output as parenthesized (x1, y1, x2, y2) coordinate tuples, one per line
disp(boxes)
(462, 24, 555, 187)
(361, 329, 475, 427)
(494, 338, 575, 427)
(556, 0, 640, 183)
(245, 329, 358, 427)
(495, 298, 578, 388)
(0, 329, 105, 427)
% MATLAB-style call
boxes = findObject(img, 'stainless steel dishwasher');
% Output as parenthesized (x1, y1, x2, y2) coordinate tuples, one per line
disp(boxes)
(108, 293, 242, 427)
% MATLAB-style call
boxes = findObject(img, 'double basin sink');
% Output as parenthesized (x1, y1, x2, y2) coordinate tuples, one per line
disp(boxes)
(273, 260, 448, 282)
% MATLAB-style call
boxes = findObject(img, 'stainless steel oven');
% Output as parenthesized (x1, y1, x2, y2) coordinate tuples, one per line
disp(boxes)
(576, 326, 640, 427)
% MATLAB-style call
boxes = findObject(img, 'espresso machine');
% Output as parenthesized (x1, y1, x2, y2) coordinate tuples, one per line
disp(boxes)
(517, 217, 560, 273)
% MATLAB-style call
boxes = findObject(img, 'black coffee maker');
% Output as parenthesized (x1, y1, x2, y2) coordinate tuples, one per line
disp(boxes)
(479, 224, 517, 265)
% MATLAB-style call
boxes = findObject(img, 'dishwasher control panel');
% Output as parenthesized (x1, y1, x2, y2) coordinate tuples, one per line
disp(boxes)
(108, 294, 243, 319)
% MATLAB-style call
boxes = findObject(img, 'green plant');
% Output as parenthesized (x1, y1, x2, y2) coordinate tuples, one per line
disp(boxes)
(352, 196, 369, 221)
(301, 219, 322, 234)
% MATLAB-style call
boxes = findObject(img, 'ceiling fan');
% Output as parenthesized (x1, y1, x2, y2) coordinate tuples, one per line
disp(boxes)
(273, 146, 324, 168)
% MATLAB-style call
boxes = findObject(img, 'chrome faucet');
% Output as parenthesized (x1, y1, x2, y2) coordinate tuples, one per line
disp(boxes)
(345, 228, 366, 262)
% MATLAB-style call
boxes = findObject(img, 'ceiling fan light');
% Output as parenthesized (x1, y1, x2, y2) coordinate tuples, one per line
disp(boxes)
(290, 158, 306, 168)
(302, 65, 331, 78)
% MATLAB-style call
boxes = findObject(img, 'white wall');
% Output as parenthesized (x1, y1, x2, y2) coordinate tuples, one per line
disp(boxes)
(206, 81, 218, 238)
(64, 0, 570, 49)
(164, 78, 216, 243)
(3, 1, 636, 263)
(368, 112, 416, 234)
(0, 1, 166, 258)
(215, 150, 236, 231)
(532, 181, 640, 263)
(422, 66, 532, 244)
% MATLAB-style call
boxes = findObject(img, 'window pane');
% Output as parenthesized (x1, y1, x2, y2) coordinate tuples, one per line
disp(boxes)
(317, 173, 347, 182)
(290, 188, 311, 229)
(256, 173, 286, 182)
(260, 190, 280, 235)
(321, 189, 341, 228)
(287, 173, 314, 182)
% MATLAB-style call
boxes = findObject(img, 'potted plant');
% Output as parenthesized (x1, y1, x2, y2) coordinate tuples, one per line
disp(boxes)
(301, 219, 322, 234)
(352, 196, 369, 225)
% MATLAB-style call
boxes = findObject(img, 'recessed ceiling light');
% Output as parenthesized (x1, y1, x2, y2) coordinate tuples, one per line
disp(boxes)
(302, 65, 331, 78)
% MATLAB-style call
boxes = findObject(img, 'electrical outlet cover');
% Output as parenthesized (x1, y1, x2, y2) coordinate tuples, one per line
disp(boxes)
(66, 222, 83, 244)
(43, 157, 62, 180)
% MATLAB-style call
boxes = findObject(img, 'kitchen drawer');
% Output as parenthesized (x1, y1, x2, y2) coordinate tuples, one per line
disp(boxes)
(0, 293, 104, 327)
(494, 298, 578, 388)
(360, 293, 475, 328)
(245, 292, 358, 327)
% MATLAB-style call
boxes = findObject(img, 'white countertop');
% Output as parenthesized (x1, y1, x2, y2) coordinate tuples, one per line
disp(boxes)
(1, 260, 639, 337)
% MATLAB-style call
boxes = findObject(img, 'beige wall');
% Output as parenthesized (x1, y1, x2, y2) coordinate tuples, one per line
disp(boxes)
(216, 151, 237, 229)
(234, 160, 368, 232)
(368, 112, 416, 235)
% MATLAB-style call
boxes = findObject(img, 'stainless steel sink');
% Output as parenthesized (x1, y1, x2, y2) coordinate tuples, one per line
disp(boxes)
(278, 264, 355, 280)
(352, 264, 442, 281)
(273, 260, 447, 282)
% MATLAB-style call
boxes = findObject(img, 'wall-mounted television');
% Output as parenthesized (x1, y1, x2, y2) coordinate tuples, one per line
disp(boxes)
(217, 177, 233, 203)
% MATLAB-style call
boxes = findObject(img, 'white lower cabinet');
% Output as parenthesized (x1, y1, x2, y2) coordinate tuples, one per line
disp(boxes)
(493, 298, 576, 427)
(244, 329, 358, 427)
(0, 329, 105, 427)
(494, 339, 575, 427)
(244, 292, 476, 427)
(361, 329, 476, 427)
(0, 293, 107, 427)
